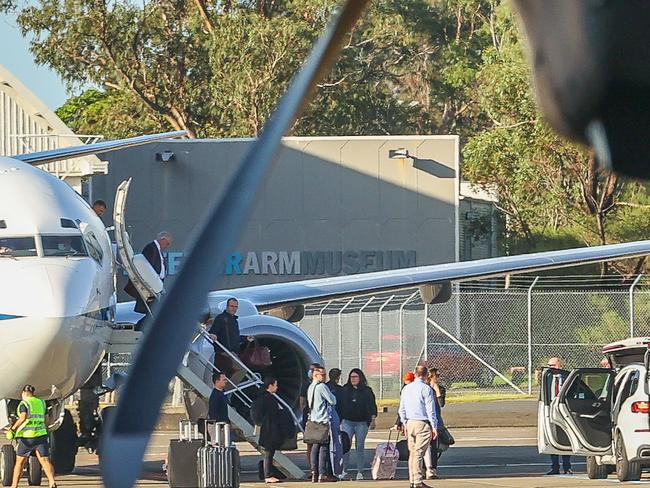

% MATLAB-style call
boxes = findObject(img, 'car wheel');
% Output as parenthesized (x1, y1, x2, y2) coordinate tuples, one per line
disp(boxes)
(586, 456, 608, 479)
(616, 432, 641, 482)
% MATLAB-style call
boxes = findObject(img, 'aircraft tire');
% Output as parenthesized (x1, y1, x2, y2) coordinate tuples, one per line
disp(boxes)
(586, 456, 608, 479)
(616, 432, 641, 482)
(50, 410, 78, 474)
(0, 444, 15, 486)
(96, 405, 115, 459)
(27, 457, 42, 486)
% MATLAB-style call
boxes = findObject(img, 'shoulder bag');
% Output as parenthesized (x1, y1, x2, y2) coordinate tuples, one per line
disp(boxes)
(303, 384, 330, 444)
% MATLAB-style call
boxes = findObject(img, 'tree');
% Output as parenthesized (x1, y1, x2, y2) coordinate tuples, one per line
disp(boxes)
(460, 2, 650, 274)
(16, 0, 440, 138)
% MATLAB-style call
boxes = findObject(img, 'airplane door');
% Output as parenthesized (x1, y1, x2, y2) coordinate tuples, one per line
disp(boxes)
(538, 367, 573, 455)
(113, 178, 163, 305)
(556, 368, 614, 456)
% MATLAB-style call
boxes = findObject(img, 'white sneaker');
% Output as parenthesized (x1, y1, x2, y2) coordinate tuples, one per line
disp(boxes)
(356, 472, 364, 481)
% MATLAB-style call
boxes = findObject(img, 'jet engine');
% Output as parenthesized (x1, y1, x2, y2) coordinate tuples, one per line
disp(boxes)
(183, 299, 322, 423)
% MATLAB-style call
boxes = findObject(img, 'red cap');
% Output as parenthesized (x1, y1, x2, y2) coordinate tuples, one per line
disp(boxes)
(403, 372, 415, 383)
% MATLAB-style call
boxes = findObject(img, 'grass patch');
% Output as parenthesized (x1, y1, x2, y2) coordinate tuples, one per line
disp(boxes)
(377, 392, 534, 408)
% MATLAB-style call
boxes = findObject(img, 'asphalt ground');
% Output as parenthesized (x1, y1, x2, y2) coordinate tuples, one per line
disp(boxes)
(7, 426, 650, 487)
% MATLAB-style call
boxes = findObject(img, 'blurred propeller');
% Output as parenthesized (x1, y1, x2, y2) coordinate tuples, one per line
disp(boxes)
(100, 2, 370, 486)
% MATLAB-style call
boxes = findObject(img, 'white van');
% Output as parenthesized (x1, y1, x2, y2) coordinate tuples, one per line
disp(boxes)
(538, 337, 650, 482)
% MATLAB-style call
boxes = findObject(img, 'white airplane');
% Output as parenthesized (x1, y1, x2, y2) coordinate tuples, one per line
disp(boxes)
(3, 129, 650, 485)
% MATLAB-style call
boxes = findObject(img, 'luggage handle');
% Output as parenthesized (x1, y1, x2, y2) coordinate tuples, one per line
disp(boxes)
(203, 419, 232, 447)
(179, 419, 198, 441)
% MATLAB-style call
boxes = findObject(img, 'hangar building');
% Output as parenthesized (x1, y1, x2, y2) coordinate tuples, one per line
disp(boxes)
(90, 136, 493, 295)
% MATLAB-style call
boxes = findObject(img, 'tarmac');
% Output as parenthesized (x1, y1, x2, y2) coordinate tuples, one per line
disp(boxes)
(16, 425, 649, 487)
(9, 400, 649, 487)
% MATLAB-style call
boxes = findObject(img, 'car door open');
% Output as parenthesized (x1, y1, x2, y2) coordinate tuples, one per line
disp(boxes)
(555, 368, 615, 456)
(538, 367, 574, 455)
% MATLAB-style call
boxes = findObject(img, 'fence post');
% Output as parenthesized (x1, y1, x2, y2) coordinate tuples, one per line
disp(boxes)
(318, 300, 332, 355)
(338, 298, 355, 370)
(399, 291, 420, 381)
(527, 276, 539, 395)
(630, 274, 642, 338)
(358, 297, 375, 368)
(378, 295, 395, 400)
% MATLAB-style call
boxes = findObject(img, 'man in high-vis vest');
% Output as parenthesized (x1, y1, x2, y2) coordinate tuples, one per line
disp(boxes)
(6, 385, 57, 488)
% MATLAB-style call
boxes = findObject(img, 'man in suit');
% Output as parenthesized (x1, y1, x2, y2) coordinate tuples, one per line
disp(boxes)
(125, 231, 173, 330)
(546, 356, 572, 475)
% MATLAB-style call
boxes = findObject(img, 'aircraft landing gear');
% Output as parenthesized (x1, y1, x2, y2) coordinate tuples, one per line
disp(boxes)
(50, 410, 78, 474)
(0, 444, 15, 486)
(27, 457, 42, 486)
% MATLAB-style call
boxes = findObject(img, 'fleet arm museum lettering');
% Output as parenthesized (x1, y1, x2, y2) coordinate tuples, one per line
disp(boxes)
(225, 250, 416, 276)
(163, 250, 417, 276)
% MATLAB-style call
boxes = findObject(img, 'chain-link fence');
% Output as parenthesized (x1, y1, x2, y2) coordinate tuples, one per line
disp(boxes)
(101, 275, 650, 402)
(299, 276, 650, 399)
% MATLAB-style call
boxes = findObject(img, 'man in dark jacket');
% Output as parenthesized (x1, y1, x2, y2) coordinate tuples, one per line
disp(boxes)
(208, 298, 254, 384)
(208, 372, 229, 423)
(124, 231, 172, 330)
(326, 368, 344, 417)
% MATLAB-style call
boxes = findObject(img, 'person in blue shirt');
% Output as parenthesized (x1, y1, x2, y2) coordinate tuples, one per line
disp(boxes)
(398, 365, 438, 488)
(307, 367, 337, 482)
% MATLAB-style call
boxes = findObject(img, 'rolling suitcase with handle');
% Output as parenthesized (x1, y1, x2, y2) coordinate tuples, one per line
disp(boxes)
(371, 430, 400, 480)
(197, 421, 240, 488)
(167, 420, 202, 488)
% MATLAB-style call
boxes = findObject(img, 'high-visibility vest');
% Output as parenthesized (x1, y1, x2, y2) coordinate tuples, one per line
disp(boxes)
(15, 396, 48, 438)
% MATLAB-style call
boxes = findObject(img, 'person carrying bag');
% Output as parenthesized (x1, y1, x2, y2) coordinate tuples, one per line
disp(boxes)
(305, 367, 337, 482)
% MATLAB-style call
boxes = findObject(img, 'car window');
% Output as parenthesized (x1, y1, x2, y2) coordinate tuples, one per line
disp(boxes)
(622, 371, 640, 403)
(41, 235, 88, 257)
(0, 237, 37, 257)
(566, 372, 611, 401)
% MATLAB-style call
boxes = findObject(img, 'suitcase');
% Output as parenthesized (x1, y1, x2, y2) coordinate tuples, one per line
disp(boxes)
(198, 421, 240, 488)
(167, 420, 202, 488)
(371, 431, 399, 480)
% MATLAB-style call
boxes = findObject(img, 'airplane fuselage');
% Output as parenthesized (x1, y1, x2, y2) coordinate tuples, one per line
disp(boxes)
(0, 157, 114, 400)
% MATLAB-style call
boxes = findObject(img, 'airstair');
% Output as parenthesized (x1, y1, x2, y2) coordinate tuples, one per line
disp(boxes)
(107, 326, 306, 479)
(176, 328, 306, 479)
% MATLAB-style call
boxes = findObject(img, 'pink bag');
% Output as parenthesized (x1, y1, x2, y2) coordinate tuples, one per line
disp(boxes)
(371, 432, 400, 480)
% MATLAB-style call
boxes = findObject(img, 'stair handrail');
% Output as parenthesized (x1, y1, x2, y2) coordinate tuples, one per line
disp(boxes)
(195, 327, 304, 432)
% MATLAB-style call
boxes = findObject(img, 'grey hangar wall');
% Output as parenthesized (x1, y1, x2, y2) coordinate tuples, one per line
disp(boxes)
(91, 136, 459, 297)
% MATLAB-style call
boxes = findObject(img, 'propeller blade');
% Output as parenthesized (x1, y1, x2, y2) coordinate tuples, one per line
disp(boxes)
(100, 2, 370, 486)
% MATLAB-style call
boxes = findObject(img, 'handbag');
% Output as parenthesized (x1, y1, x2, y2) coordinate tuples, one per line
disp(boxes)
(240, 340, 272, 369)
(303, 385, 330, 445)
(438, 426, 455, 447)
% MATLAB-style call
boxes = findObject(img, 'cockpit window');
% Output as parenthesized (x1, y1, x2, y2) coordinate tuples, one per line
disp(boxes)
(41, 235, 88, 257)
(0, 237, 37, 257)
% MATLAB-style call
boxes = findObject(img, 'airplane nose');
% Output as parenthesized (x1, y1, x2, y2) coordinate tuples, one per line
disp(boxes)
(0, 261, 98, 317)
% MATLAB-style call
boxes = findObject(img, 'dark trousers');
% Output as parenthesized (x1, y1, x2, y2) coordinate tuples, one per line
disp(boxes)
(263, 448, 276, 478)
(428, 438, 439, 470)
(551, 454, 571, 471)
(310, 442, 330, 477)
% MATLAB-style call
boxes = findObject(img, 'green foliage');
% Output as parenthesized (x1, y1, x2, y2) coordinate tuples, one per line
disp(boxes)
(11, 0, 650, 269)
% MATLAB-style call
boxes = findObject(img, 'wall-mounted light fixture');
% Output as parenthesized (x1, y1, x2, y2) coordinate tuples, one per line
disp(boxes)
(155, 150, 175, 162)
(388, 148, 412, 160)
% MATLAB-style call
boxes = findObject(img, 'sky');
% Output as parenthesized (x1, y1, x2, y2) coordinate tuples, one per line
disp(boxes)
(0, 12, 69, 110)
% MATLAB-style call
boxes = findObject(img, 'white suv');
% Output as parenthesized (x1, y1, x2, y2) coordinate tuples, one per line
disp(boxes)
(538, 337, 650, 482)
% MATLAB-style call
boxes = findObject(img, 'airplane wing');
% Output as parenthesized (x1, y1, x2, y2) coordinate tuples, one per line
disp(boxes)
(12, 131, 186, 166)
(216, 240, 650, 310)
